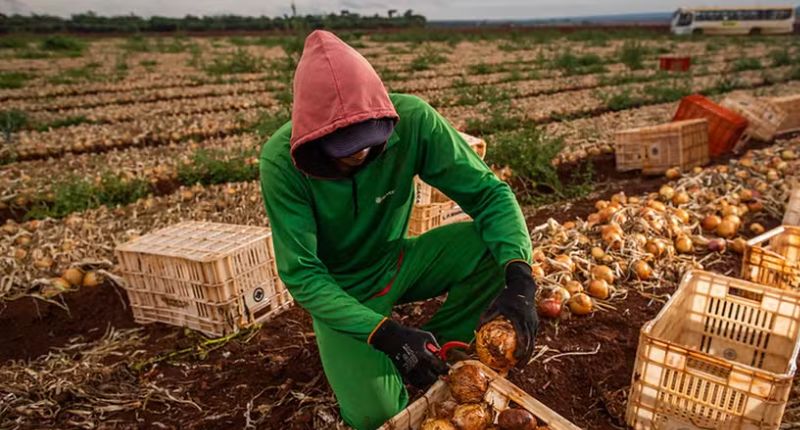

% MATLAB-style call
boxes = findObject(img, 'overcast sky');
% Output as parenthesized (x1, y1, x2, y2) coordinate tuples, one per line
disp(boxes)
(0, 0, 793, 20)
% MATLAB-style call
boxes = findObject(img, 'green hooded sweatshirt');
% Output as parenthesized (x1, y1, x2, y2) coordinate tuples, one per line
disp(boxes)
(259, 30, 531, 343)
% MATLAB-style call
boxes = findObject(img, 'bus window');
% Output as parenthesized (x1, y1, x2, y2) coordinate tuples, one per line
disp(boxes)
(677, 12, 692, 26)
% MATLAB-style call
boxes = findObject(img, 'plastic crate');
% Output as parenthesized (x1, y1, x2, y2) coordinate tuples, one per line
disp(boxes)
(673, 94, 749, 157)
(769, 95, 800, 135)
(659, 55, 691, 72)
(615, 119, 709, 175)
(416, 132, 487, 205)
(784, 185, 800, 226)
(379, 360, 581, 430)
(721, 94, 787, 143)
(407, 201, 470, 237)
(742, 226, 800, 291)
(115, 221, 292, 337)
(626, 270, 800, 430)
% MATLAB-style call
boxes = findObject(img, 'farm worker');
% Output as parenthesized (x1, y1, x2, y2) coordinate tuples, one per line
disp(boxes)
(259, 30, 537, 430)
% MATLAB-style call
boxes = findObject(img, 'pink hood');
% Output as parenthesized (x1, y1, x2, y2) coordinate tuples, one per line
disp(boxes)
(290, 30, 399, 177)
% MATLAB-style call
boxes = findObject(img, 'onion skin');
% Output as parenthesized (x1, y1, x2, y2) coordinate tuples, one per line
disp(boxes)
(448, 364, 489, 404)
(452, 403, 493, 430)
(476, 319, 518, 371)
(421, 418, 457, 430)
(497, 408, 538, 430)
(433, 400, 458, 420)
(716, 220, 738, 238)
(702, 215, 721, 231)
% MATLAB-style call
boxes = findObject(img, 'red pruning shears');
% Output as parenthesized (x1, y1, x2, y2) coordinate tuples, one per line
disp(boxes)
(426, 341, 471, 363)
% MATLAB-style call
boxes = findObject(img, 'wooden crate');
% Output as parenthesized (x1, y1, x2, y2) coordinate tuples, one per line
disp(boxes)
(742, 226, 800, 290)
(416, 131, 488, 205)
(115, 221, 292, 337)
(407, 201, 470, 237)
(659, 55, 691, 72)
(673, 94, 749, 157)
(615, 119, 709, 175)
(379, 360, 581, 430)
(784, 185, 800, 226)
(721, 94, 787, 143)
(769, 94, 800, 135)
(626, 270, 800, 430)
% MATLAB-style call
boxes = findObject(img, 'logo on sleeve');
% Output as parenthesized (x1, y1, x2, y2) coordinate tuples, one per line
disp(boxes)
(375, 189, 396, 204)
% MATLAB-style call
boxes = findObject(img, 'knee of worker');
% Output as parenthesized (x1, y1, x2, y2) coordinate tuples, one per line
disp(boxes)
(339, 389, 405, 430)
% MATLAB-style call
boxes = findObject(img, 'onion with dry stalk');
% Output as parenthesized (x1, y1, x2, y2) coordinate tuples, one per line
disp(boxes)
(730, 238, 747, 254)
(716, 220, 738, 238)
(452, 403, 493, 430)
(675, 236, 693, 254)
(563, 280, 583, 296)
(702, 215, 721, 231)
(497, 408, 538, 430)
(749, 223, 765, 235)
(476, 319, 517, 371)
(537, 298, 562, 319)
(591, 265, 614, 284)
(632, 261, 653, 280)
(63, 268, 84, 287)
(586, 279, 611, 300)
(448, 364, 489, 404)
(707, 238, 727, 253)
(568, 293, 593, 315)
(82, 271, 101, 287)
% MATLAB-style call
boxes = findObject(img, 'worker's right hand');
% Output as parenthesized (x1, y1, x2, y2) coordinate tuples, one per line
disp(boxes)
(369, 319, 449, 388)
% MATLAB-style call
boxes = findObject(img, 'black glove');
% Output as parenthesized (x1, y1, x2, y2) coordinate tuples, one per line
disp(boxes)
(480, 261, 539, 367)
(369, 319, 449, 388)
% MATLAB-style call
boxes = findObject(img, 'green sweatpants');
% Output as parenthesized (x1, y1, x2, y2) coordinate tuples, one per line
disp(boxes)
(313, 221, 505, 430)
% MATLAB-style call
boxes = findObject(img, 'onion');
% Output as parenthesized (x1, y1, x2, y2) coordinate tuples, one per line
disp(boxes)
(586, 279, 611, 300)
(672, 208, 690, 224)
(448, 364, 489, 403)
(553, 255, 576, 272)
(749, 223, 765, 235)
(63, 268, 84, 287)
(702, 215, 721, 231)
(542, 286, 570, 303)
(632, 261, 653, 280)
(708, 238, 727, 253)
(52, 277, 70, 292)
(564, 280, 584, 296)
(730, 237, 747, 254)
(497, 408, 538, 430)
(610, 192, 627, 205)
(537, 298, 563, 319)
(421, 418, 457, 430)
(647, 200, 666, 212)
(532, 250, 546, 262)
(476, 319, 517, 371)
(722, 205, 740, 217)
(568, 293, 593, 315)
(671, 192, 690, 206)
(81, 271, 101, 287)
(595, 200, 609, 211)
(631, 233, 648, 248)
(598, 207, 616, 223)
(452, 403, 493, 430)
(739, 189, 754, 202)
(531, 265, 545, 279)
(659, 185, 675, 201)
(665, 167, 681, 179)
(747, 201, 764, 213)
(433, 400, 458, 420)
(590, 247, 606, 260)
(767, 170, 780, 181)
(13, 248, 27, 260)
(716, 220, 738, 238)
(644, 240, 666, 258)
(675, 236, 693, 254)
(591, 265, 615, 284)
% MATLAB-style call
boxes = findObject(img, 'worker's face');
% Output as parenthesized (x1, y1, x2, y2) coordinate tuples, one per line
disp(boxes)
(335, 147, 372, 170)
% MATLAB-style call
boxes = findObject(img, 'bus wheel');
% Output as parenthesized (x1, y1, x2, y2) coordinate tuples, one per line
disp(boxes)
(692, 28, 703, 36)
(750, 28, 762, 35)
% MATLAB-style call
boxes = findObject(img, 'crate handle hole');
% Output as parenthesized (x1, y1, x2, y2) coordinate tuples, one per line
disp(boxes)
(728, 286, 763, 303)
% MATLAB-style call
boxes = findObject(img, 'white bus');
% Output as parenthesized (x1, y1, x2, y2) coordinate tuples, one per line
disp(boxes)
(671, 6, 796, 35)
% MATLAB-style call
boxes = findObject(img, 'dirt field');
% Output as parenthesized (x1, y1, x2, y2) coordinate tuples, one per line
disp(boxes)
(1, 30, 800, 429)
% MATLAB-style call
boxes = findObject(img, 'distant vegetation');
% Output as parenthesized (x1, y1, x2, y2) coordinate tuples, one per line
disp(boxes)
(0, 10, 426, 34)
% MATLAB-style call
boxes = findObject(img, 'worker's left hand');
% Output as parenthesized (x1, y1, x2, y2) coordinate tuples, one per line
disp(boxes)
(480, 261, 539, 367)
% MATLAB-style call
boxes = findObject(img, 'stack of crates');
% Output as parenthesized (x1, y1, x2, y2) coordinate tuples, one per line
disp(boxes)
(626, 270, 800, 430)
(615, 118, 709, 175)
(721, 94, 787, 144)
(408, 132, 487, 236)
(115, 221, 293, 337)
(769, 94, 800, 135)
(673, 94, 749, 157)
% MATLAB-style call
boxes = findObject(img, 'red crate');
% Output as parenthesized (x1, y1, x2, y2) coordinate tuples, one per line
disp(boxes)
(673, 94, 749, 157)
(659, 56, 691, 72)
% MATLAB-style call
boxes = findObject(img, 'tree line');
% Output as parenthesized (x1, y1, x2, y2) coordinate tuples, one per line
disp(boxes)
(0, 10, 427, 34)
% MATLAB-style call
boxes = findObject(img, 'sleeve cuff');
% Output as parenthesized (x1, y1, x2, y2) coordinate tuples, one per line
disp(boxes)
(366, 317, 389, 345)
